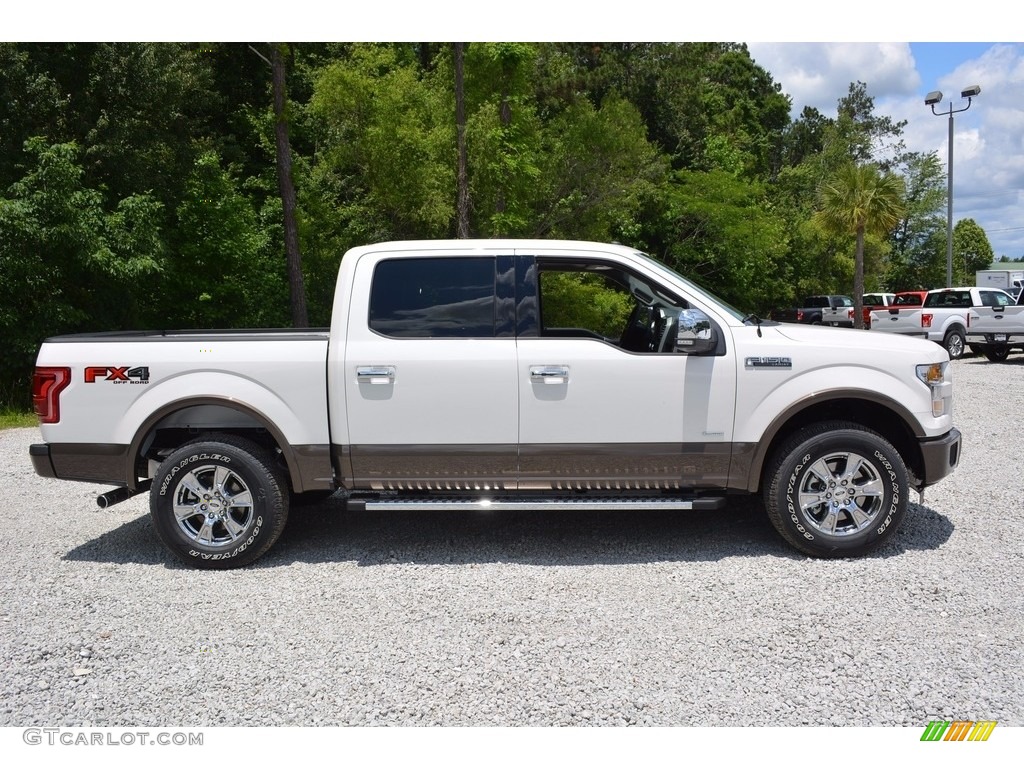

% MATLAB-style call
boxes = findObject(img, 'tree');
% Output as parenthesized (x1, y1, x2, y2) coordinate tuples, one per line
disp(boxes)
(530, 95, 664, 240)
(253, 43, 310, 328)
(814, 163, 906, 328)
(542, 43, 789, 178)
(155, 150, 285, 330)
(0, 139, 163, 403)
(307, 44, 455, 240)
(453, 42, 470, 237)
(464, 43, 541, 236)
(836, 81, 907, 170)
(888, 152, 946, 290)
(953, 218, 995, 284)
(627, 169, 791, 314)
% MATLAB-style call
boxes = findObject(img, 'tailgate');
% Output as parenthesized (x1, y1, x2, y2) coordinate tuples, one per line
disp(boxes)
(870, 307, 924, 334)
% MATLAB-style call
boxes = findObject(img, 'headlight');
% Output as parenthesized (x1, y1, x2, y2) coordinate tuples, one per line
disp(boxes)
(916, 362, 947, 385)
(916, 362, 951, 417)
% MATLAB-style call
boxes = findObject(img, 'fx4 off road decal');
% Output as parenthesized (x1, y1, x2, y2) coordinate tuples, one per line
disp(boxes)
(84, 366, 150, 385)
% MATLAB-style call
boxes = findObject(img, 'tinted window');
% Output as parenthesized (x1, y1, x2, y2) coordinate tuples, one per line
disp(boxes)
(369, 258, 496, 338)
(924, 291, 971, 308)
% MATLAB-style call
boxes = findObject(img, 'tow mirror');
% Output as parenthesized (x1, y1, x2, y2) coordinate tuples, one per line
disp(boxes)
(675, 309, 717, 354)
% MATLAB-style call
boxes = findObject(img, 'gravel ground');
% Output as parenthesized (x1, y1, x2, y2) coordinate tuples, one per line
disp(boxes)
(1, 355, 1022, 728)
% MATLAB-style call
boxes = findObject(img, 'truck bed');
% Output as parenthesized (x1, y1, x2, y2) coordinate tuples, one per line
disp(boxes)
(33, 328, 333, 490)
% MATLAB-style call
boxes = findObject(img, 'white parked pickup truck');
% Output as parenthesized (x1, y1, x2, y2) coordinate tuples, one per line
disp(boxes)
(965, 287, 1024, 361)
(869, 286, 1016, 359)
(30, 240, 961, 567)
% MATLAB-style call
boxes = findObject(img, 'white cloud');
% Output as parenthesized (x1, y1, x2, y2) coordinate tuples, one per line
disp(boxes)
(747, 43, 918, 115)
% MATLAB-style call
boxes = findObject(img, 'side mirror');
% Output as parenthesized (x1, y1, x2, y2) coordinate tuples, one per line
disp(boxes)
(675, 309, 717, 354)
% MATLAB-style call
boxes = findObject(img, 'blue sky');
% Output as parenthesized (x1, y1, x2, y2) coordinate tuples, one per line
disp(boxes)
(911, 43, 996, 94)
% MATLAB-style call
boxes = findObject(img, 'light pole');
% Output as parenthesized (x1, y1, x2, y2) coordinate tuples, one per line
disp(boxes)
(925, 85, 980, 288)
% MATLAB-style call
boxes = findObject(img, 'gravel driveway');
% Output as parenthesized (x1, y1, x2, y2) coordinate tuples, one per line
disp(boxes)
(1, 356, 1022, 727)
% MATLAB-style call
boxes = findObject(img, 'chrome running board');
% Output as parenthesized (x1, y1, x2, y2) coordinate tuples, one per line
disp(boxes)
(347, 494, 726, 513)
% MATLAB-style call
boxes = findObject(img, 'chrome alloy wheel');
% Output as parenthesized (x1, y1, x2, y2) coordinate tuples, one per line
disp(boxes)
(172, 464, 254, 547)
(797, 451, 885, 536)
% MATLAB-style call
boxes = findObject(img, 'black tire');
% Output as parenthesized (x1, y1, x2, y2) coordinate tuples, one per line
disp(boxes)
(943, 328, 966, 360)
(764, 422, 908, 558)
(150, 434, 289, 569)
(983, 345, 1010, 362)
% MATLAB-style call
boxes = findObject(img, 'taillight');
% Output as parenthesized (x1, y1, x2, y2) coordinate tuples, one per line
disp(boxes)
(32, 367, 71, 424)
(921, 313, 933, 328)
(796, 310, 804, 322)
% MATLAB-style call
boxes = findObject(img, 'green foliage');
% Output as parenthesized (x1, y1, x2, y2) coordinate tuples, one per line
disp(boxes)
(540, 271, 633, 338)
(0, 409, 37, 430)
(80, 43, 219, 208)
(835, 81, 908, 169)
(308, 44, 455, 240)
(533, 96, 665, 240)
(953, 218, 995, 284)
(0, 137, 164, 405)
(630, 170, 791, 314)
(459, 43, 543, 236)
(887, 152, 946, 290)
(466, 98, 543, 236)
(154, 150, 284, 328)
(814, 163, 906, 238)
(0, 44, 68, 187)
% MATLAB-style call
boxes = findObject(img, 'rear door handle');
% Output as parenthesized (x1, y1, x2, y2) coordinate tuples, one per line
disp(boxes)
(530, 365, 569, 384)
(356, 366, 396, 384)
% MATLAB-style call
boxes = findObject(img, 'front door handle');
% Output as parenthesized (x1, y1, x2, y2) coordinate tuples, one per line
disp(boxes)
(530, 365, 569, 384)
(356, 366, 396, 384)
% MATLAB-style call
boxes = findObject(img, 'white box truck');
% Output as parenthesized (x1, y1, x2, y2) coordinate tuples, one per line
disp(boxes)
(976, 269, 1024, 295)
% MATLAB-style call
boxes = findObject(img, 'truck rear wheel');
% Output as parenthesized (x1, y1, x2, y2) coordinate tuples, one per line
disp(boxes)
(150, 435, 289, 569)
(943, 329, 966, 360)
(764, 422, 908, 558)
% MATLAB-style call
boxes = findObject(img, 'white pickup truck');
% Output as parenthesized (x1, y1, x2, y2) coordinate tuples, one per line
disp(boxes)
(30, 239, 961, 568)
(964, 288, 1024, 361)
(869, 286, 1016, 359)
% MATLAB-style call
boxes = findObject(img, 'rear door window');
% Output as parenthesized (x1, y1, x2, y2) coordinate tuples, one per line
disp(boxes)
(369, 257, 496, 338)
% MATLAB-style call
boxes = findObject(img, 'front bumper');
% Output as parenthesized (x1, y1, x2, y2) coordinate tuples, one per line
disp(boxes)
(918, 428, 962, 488)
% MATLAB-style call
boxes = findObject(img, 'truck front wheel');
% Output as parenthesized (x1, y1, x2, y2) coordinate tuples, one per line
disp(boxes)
(764, 422, 908, 558)
(150, 435, 289, 569)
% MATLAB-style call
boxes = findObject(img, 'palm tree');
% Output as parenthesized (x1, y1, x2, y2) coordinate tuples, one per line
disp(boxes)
(814, 163, 906, 329)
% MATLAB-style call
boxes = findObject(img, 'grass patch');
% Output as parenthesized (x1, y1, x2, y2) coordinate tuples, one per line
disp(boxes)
(0, 410, 37, 430)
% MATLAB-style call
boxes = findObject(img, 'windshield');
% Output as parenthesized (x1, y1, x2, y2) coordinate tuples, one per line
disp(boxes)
(631, 251, 748, 322)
